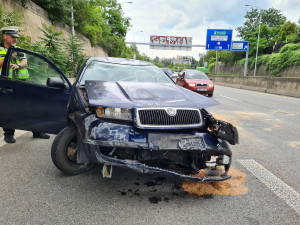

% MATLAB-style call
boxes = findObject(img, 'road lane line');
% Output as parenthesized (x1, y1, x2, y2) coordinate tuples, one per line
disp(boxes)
(238, 159, 300, 216)
(0, 130, 28, 148)
(220, 95, 241, 102)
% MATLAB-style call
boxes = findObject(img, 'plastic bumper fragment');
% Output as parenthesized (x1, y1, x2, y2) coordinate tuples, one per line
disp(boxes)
(95, 149, 231, 182)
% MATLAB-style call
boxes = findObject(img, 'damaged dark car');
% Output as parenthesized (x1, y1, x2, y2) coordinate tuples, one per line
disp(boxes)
(0, 48, 238, 182)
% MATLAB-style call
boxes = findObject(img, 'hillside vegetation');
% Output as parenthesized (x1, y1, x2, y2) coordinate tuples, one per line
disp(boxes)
(200, 8, 300, 77)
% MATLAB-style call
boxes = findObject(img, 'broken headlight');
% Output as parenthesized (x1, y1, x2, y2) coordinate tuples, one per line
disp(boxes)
(96, 107, 132, 121)
(214, 120, 239, 145)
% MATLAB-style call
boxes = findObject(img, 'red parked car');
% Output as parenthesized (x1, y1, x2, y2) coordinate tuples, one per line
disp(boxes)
(176, 69, 214, 97)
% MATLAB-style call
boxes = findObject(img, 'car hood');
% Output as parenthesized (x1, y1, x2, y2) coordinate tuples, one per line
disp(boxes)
(85, 80, 219, 109)
(185, 79, 213, 84)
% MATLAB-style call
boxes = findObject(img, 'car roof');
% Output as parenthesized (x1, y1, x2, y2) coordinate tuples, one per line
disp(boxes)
(86, 57, 155, 66)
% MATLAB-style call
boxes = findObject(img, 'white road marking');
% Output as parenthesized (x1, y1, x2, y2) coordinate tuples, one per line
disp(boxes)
(220, 95, 241, 102)
(0, 130, 28, 148)
(238, 159, 300, 216)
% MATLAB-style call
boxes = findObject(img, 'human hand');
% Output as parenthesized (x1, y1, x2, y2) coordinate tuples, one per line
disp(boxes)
(10, 64, 20, 70)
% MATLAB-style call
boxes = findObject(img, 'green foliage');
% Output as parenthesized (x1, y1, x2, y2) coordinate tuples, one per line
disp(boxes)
(35, 23, 67, 72)
(208, 61, 216, 72)
(74, 2, 103, 46)
(26, 0, 131, 57)
(1, 11, 23, 27)
(0, 3, 23, 29)
(266, 44, 300, 75)
(122, 46, 133, 59)
(0, 2, 2, 20)
(65, 36, 87, 77)
(276, 21, 298, 44)
(236, 8, 286, 40)
(238, 44, 300, 76)
(31, 0, 72, 24)
(0, 4, 31, 45)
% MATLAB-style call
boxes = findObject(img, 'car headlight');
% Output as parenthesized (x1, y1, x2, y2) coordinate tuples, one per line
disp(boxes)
(208, 84, 214, 87)
(96, 107, 132, 121)
(188, 83, 196, 87)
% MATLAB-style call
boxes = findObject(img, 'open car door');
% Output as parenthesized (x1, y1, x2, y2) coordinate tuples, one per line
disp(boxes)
(0, 48, 72, 134)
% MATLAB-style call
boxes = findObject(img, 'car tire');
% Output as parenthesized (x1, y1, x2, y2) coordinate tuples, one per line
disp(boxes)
(208, 93, 213, 97)
(51, 126, 94, 175)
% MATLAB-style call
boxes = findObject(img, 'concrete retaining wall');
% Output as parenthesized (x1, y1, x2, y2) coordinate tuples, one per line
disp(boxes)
(214, 63, 300, 78)
(213, 76, 300, 98)
(1, 0, 108, 57)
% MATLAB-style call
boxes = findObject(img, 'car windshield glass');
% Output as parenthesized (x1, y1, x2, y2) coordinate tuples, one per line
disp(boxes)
(80, 61, 173, 85)
(185, 71, 208, 79)
(163, 68, 172, 74)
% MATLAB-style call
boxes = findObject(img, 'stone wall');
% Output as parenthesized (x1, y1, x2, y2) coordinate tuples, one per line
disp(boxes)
(1, 0, 108, 57)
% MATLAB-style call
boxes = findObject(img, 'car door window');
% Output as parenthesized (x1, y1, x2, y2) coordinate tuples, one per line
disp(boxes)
(7, 50, 63, 86)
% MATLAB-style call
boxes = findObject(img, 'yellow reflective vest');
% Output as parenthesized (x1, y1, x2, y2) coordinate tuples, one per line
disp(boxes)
(0, 47, 29, 80)
(9, 59, 29, 79)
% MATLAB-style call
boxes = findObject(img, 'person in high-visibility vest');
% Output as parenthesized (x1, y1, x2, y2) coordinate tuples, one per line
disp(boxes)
(0, 26, 50, 143)
(9, 51, 29, 80)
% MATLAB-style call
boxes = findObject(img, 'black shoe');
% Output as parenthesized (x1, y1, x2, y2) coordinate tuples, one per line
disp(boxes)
(4, 135, 16, 143)
(32, 133, 50, 139)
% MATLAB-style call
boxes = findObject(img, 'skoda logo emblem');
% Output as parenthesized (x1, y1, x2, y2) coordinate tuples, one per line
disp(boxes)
(166, 108, 176, 116)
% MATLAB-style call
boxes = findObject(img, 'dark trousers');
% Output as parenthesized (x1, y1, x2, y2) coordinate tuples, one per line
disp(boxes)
(3, 128, 40, 136)
(3, 128, 15, 136)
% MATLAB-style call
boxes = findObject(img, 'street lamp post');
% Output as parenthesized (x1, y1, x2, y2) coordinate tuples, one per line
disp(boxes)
(121, 1, 133, 4)
(245, 4, 262, 77)
(133, 30, 143, 59)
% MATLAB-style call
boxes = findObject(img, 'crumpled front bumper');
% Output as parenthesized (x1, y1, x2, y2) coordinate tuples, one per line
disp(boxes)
(78, 115, 232, 182)
(94, 148, 231, 182)
(82, 115, 231, 153)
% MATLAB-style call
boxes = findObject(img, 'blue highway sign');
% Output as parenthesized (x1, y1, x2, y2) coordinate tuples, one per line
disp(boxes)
(231, 41, 249, 51)
(206, 29, 233, 50)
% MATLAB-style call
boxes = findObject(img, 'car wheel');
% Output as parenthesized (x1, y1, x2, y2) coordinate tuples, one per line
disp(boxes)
(208, 93, 213, 97)
(51, 126, 94, 175)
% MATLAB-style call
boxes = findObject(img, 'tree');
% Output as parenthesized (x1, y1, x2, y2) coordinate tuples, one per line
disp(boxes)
(30, 0, 73, 24)
(74, 1, 104, 46)
(236, 8, 286, 40)
(190, 57, 198, 68)
(22, 0, 131, 57)
(65, 35, 87, 76)
(276, 21, 298, 44)
(37, 23, 67, 72)
(103, 0, 130, 40)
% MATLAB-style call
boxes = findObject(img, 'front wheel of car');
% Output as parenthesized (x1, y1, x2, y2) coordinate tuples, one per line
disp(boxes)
(208, 93, 213, 97)
(51, 126, 94, 175)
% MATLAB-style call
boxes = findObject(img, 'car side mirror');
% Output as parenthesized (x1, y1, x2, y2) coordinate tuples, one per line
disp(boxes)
(210, 78, 213, 81)
(47, 77, 68, 89)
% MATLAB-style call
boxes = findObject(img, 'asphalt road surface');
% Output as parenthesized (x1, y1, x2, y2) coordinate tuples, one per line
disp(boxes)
(0, 86, 299, 224)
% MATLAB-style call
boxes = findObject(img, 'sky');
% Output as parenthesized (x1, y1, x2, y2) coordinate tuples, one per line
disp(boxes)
(121, 0, 300, 60)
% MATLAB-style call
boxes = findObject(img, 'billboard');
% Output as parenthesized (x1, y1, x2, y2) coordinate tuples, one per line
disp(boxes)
(150, 35, 192, 51)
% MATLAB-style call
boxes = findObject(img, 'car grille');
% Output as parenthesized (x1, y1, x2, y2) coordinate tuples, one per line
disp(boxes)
(136, 108, 203, 128)
(196, 83, 208, 87)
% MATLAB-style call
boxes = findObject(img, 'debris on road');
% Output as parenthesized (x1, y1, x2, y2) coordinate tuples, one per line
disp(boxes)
(182, 168, 248, 196)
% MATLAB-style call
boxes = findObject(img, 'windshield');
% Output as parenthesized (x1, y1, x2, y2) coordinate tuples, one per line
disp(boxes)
(80, 61, 173, 85)
(185, 71, 209, 80)
(162, 68, 172, 74)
